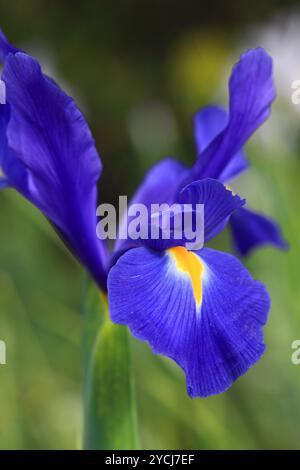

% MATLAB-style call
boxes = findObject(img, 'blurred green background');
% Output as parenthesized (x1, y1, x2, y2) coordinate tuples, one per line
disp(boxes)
(0, 0, 300, 449)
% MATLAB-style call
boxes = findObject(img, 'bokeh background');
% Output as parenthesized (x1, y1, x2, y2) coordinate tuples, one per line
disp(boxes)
(0, 0, 299, 449)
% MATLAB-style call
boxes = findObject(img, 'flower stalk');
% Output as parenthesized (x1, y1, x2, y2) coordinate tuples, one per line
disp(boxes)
(81, 276, 138, 450)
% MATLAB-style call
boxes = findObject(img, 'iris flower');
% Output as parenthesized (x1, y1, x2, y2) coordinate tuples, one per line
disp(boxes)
(109, 178, 270, 397)
(110, 48, 281, 397)
(0, 31, 278, 397)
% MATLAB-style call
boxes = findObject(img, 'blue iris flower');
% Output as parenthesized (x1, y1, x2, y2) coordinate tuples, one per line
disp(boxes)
(0, 31, 279, 397)
(110, 48, 281, 397)
(109, 178, 270, 397)
(0, 30, 108, 290)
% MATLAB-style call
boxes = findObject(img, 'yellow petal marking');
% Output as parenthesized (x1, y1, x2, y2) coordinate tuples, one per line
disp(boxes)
(225, 184, 235, 195)
(169, 246, 204, 307)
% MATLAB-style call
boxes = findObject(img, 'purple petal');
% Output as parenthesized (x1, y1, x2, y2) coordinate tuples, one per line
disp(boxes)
(218, 151, 249, 183)
(193, 105, 228, 155)
(0, 103, 29, 193)
(115, 157, 188, 252)
(230, 207, 288, 256)
(121, 179, 245, 253)
(192, 48, 275, 180)
(1, 52, 108, 289)
(0, 29, 20, 62)
(179, 178, 245, 242)
(0, 176, 8, 189)
(108, 246, 270, 398)
(193, 106, 249, 182)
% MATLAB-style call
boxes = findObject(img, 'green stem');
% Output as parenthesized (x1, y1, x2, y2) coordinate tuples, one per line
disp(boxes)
(81, 275, 138, 450)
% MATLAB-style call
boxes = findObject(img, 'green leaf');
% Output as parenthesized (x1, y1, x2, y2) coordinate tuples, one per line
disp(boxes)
(82, 275, 138, 450)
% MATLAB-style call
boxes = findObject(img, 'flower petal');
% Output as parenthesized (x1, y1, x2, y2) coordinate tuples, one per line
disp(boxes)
(108, 246, 270, 398)
(0, 179, 8, 189)
(193, 106, 228, 156)
(193, 105, 249, 182)
(1, 52, 108, 289)
(230, 207, 288, 256)
(0, 29, 21, 62)
(192, 48, 275, 180)
(115, 157, 188, 252)
(0, 103, 29, 193)
(179, 178, 245, 242)
(122, 179, 245, 253)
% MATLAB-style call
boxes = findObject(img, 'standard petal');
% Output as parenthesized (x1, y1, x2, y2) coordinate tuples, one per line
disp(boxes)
(108, 246, 270, 398)
(193, 106, 249, 182)
(1, 52, 108, 289)
(193, 106, 228, 156)
(192, 48, 275, 180)
(115, 157, 188, 252)
(230, 207, 288, 256)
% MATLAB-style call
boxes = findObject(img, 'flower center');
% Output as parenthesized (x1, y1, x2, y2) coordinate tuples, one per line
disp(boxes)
(169, 246, 204, 307)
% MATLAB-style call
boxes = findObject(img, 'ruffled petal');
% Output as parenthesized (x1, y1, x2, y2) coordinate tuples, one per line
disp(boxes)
(120, 178, 245, 253)
(192, 48, 275, 180)
(125, 203, 204, 252)
(1, 52, 108, 288)
(179, 178, 245, 242)
(108, 246, 270, 398)
(230, 207, 288, 256)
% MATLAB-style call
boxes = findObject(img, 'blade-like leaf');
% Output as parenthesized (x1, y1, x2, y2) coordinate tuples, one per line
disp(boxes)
(82, 275, 138, 450)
